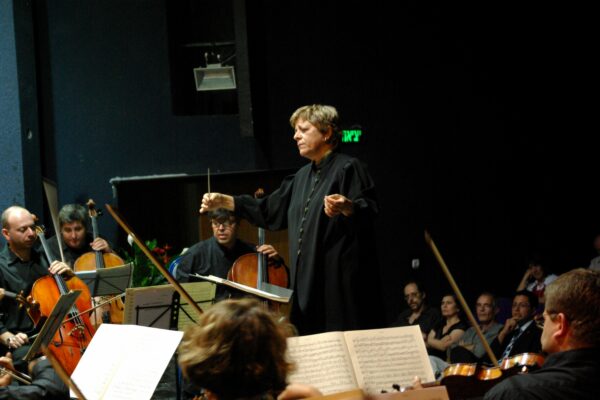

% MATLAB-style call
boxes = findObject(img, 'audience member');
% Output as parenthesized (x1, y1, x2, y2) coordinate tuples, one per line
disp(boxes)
(450, 292, 502, 363)
(484, 268, 600, 399)
(391, 281, 441, 340)
(426, 294, 467, 362)
(491, 290, 542, 360)
(516, 256, 557, 305)
(588, 233, 600, 272)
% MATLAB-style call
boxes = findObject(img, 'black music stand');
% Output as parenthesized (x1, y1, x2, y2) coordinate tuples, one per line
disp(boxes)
(75, 262, 133, 297)
(24, 290, 81, 362)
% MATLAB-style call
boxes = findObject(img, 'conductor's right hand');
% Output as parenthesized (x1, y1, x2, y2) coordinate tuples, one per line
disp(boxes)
(200, 193, 234, 214)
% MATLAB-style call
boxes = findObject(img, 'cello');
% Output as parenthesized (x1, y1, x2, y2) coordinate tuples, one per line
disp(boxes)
(227, 188, 290, 315)
(73, 199, 126, 325)
(28, 224, 95, 376)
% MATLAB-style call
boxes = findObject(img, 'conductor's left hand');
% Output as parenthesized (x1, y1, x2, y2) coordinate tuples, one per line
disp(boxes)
(324, 194, 354, 217)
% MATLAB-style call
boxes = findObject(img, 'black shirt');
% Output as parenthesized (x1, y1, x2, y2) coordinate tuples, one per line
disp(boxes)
(0, 358, 69, 399)
(175, 236, 256, 300)
(484, 347, 600, 400)
(0, 245, 50, 336)
(234, 151, 383, 334)
(46, 232, 96, 267)
(391, 306, 442, 336)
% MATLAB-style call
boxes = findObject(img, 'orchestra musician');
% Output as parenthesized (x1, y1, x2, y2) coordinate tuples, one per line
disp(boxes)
(175, 208, 284, 301)
(0, 206, 72, 372)
(200, 104, 384, 334)
(178, 297, 321, 400)
(45, 204, 113, 267)
(484, 268, 600, 399)
(0, 352, 68, 399)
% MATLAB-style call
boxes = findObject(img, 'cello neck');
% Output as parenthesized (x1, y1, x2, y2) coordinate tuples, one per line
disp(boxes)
(87, 199, 105, 269)
(35, 226, 70, 296)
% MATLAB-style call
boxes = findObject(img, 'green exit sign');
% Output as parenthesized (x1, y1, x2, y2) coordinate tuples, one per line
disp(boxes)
(342, 129, 363, 143)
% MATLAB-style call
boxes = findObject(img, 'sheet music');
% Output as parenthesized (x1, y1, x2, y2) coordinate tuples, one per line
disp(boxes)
(191, 274, 292, 303)
(70, 324, 183, 400)
(178, 282, 216, 330)
(123, 282, 214, 329)
(287, 332, 358, 394)
(286, 326, 434, 396)
(345, 326, 434, 393)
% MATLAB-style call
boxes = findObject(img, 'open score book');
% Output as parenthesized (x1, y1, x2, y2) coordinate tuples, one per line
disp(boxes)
(286, 325, 434, 395)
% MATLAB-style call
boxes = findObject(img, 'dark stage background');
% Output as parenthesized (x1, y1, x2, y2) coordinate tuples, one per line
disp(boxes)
(3, 0, 595, 323)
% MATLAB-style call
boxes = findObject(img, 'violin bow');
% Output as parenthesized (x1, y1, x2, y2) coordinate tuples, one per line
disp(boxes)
(424, 230, 499, 367)
(104, 204, 204, 319)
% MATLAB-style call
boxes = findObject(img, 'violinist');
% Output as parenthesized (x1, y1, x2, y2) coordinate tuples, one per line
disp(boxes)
(178, 298, 322, 400)
(490, 290, 541, 361)
(45, 204, 113, 267)
(484, 268, 600, 399)
(0, 352, 68, 399)
(175, 208, 284, 301)
(449, 292, 502, 363)
(0, 206, 72, 372)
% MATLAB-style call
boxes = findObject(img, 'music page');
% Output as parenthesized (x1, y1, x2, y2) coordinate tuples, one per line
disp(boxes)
(287, 331, 358, 394)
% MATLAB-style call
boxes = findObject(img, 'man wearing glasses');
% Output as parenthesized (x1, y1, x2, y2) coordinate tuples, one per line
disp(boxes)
(484, 268, 600, 399)
(175, 208, 283, 300)
(491, 290, 542, 360)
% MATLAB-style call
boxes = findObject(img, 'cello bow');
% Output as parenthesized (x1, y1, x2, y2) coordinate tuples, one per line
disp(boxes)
(104, 204, 203, 319)
(424, 230, 499, 367)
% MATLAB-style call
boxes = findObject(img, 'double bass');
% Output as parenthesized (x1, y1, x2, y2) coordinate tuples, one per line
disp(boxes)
(73, 199, 126, 324)
(28, 225, 96, 376)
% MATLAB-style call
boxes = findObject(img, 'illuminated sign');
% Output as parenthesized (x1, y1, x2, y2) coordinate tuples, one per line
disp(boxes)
(342, 129, 363, 143)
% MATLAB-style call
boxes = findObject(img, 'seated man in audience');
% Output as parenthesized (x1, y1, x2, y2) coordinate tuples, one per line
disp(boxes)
(516, 256, 558, 306)
(484, 268, 600, 399)
(391, 280, 441, 340)
(491, 290, 542, 360)
(449, 292, 503, 363)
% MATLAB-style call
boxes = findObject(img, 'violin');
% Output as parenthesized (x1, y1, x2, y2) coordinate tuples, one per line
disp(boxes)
(73, 199, 126, 325)
(391, 353, 545, 399)
(227, 188, 290, 314)
(29, 224, 95, 376)
(1, 290, 42, 328)
(422, 232, 545, 398)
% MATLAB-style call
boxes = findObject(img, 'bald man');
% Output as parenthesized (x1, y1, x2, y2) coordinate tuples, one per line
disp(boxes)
(0, 206, 71, 372)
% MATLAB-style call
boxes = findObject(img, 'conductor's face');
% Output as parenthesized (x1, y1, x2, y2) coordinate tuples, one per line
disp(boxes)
(61, 221, 86, 249)
(211, 218, 237, 249)
(293, 118, 332, 163)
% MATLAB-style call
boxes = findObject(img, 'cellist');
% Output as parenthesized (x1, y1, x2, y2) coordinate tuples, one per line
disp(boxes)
(0, 206, 72, 372)
(45, 203, 114, 267)
(175, 208, 284, 301)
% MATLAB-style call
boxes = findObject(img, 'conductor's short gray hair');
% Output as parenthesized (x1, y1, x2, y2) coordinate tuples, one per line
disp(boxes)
(289, 104, 341, 147)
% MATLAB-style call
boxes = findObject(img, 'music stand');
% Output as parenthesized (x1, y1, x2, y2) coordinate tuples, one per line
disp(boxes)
(75, 262, 133, 297)
(24, 290, 81, 362)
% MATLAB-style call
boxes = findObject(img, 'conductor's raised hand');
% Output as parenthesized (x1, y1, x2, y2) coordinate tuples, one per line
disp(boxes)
(199, 193, 235, 214)
(323, 194, 354, 217)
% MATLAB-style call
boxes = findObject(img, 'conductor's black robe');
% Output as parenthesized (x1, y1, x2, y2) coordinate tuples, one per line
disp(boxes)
(234, 151, 384, 334)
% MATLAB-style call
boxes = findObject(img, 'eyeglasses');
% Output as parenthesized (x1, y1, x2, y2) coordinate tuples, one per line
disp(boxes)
(211, 220, 236, 228)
